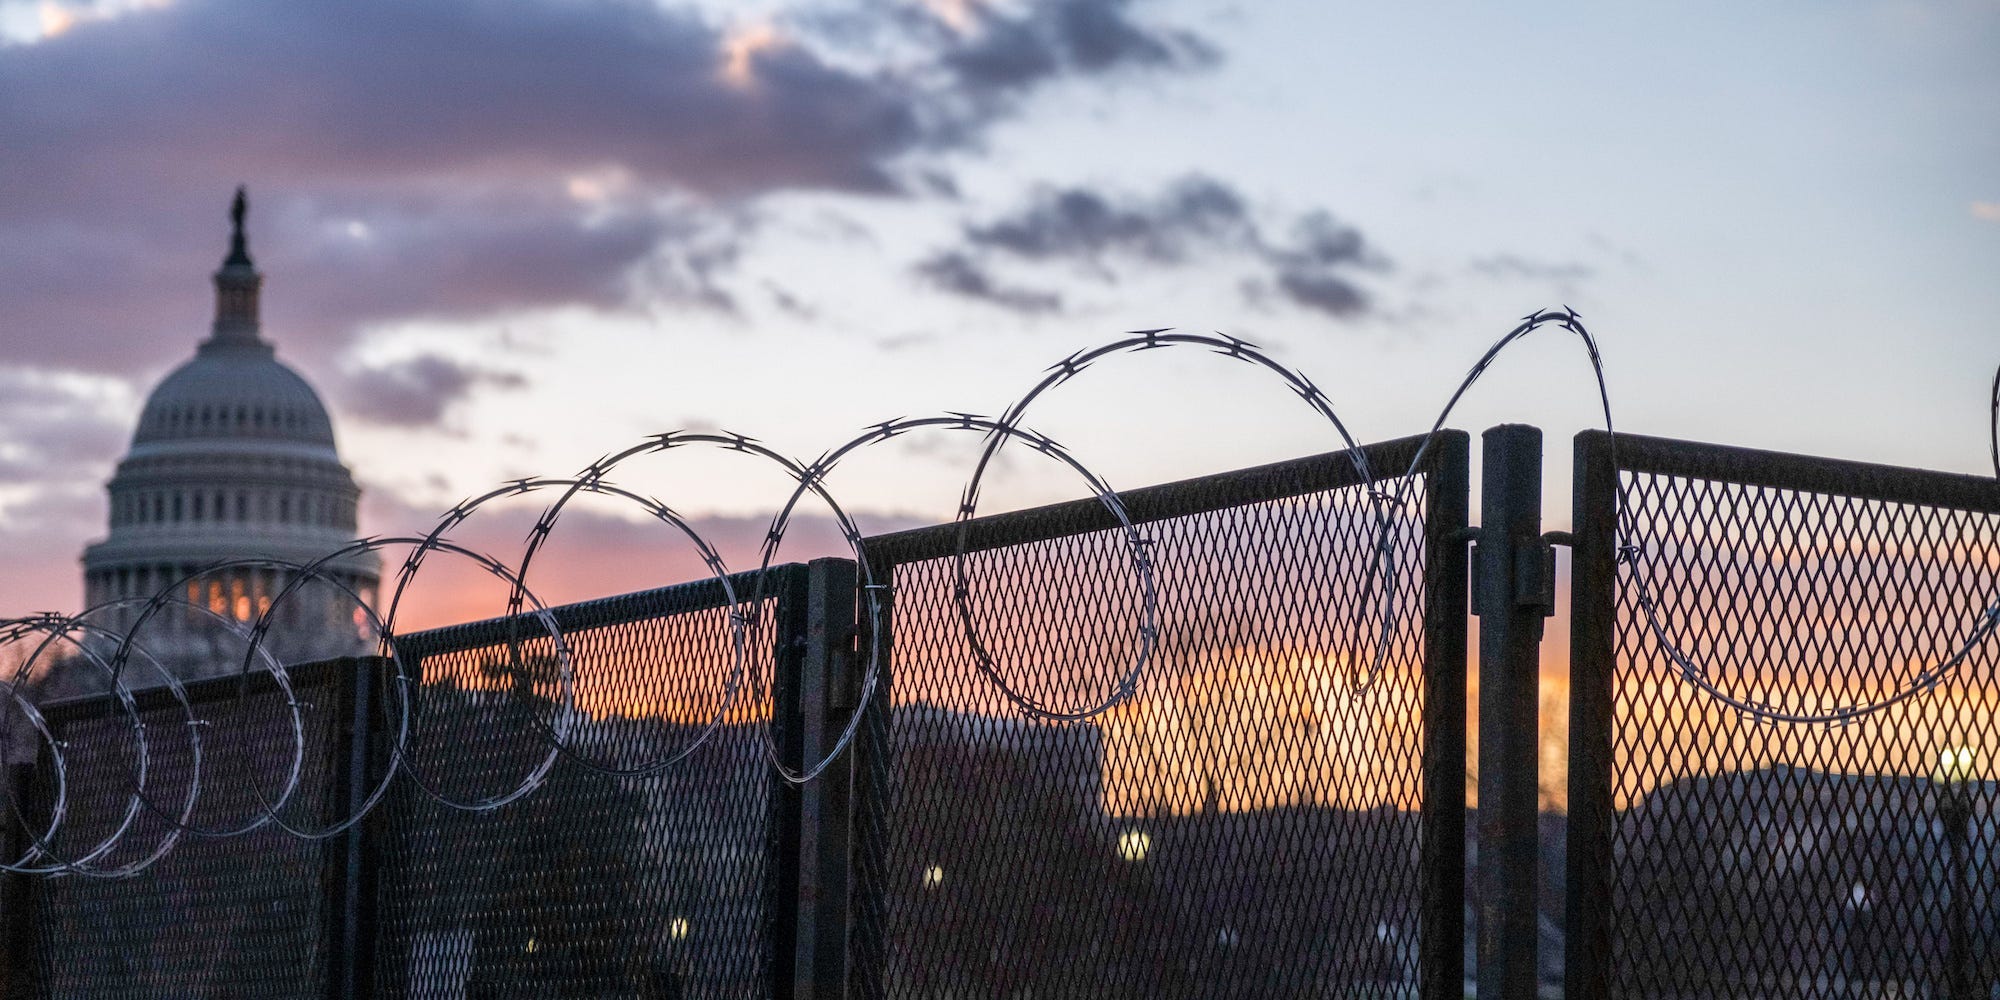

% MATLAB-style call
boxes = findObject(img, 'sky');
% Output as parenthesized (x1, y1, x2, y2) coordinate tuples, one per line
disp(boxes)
(1, 0, 1997, 631)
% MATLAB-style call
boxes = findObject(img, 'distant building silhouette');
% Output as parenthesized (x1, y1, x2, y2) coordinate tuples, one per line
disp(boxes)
(1613, 765, 1997, 993)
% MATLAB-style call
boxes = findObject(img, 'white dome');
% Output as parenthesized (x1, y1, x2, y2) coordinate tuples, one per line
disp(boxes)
(131, 339, 337, 453)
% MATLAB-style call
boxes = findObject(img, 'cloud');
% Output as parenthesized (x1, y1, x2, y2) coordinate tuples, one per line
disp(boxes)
(1468, 253, 1594, 283)
(965, 178, 1255, 264)
(1257, 211, 1375, 317)
(1973, 201, 2000, 223)
(0, 369, 129, 485)
(935, 0, 1217, 101)
(1269, 270, 1368, 318)
(0, 0, 1217, 374)
(0, 370, 130, 616)
(922, 176, 1383, 318)
(336, 353, 528, 428)
(914, 251, 1063, 313)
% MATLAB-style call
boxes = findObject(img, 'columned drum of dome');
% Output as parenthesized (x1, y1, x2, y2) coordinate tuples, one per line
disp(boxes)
(80, 189, 379, 679)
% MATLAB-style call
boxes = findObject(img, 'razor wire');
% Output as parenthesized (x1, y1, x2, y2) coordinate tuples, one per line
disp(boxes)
(2, 311, 1995, 871)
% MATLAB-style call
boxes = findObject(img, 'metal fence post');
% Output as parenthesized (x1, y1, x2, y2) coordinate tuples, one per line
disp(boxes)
(1560, 430, 1624, 1000)
(1565, 430, 1617, 1000)
(769, 565, 811, 998)
(793, 557, 858, 1000)
(845, 550, 893, 1000)
(327, 655, 385, 1000)
(1474, 424, 1546, 1000)
(1421, 430, 1470, 1000)
(0, 762, 37, 997)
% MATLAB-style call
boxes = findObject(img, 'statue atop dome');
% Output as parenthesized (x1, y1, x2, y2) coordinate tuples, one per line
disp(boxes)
(225, 184, 251, 268)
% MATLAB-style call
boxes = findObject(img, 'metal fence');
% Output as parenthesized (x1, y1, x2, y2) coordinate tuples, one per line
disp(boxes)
(1567, 431, 2000, 999)
(367, 563, 825, 999)
(17, 422, 2000, 1000)
(848, 432, 1470, 999)
(4, 563, 848, 1000)
(13, 658, 353, 998)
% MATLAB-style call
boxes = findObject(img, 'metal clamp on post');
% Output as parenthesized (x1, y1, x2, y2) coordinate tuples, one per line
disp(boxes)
(1517, 531, 1568, 618)
(1472, 530, 1563, 618)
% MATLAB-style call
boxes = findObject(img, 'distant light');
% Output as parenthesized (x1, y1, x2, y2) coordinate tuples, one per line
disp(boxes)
(922, 865, 944, 889)
(1934, 746, 1977, 786)
(1117, 829, 1151, 863)
(525, 937, 538, 954)
(670, 917, 690, 940)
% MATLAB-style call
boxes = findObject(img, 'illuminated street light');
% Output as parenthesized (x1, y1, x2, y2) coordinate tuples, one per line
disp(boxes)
(1117, 829, 1151, 863)
(923, 865, 944, 889)
(1934, 746, 1976, 786)
(670, 918, 691, 941)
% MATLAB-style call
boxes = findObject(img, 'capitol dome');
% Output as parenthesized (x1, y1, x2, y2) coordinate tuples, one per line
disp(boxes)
(80, 190, 378, 675)
(130, 342, 337, 452)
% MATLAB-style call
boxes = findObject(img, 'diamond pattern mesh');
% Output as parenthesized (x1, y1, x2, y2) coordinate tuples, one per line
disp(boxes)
(24, 660, 347, 998)
(1598, 451, 1999, 996)
(371, 568, 797, 999)
(851, 442, 1456, 999)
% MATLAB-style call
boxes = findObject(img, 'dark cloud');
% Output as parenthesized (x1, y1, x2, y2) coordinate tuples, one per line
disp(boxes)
(1, 0, 1215, 375)
(0, 0, 923, 214)
(938, 0, 1217, 98)
(1259, 211, 1374, 317)
(336, 353, 528, 428)
(1270, 270, 1368, 318)
(914, 251, 1063, 313)
(965, 177, 1253, 264)
(5, 192, 699, 375)
(922, 176, 1383, 318)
